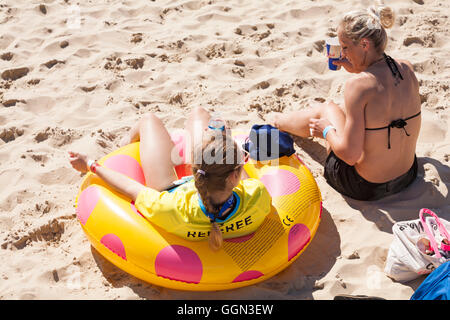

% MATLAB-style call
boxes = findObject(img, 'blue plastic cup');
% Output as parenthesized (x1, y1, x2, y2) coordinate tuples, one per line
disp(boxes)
(326, 37, 341, 71)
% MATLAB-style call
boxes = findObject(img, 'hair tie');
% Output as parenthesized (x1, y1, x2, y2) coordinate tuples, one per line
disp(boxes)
(367, 6, 381, 29)
(197, 169, 206, 176)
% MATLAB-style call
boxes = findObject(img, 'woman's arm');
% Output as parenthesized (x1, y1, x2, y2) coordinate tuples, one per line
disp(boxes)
(333, 58, 359, 74)
(325, 78, 369, 165)
(309, 77, 369, 165)
(69, 151, 145, 202)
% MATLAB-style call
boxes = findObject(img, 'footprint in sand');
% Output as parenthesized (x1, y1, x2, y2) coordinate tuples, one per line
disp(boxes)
(125, 57, 145, 69)
(38, 4, 47, 15)
(0, 127, 24, 143)
(34, 127, 82, 147)
(80, 85, 96, 93)
(0, 52, 13, 61)
(256, 80, 270, 90)
(2, 99, 26, 107)
(2, 217, 66, 250)
(60, 40, 69, 49)
(403, 36, 424, 47)
(130, 33, 143, 44)
(42, 59, 65, 69)
(181, 0, 206, 11)
(1, 67, 29, 81)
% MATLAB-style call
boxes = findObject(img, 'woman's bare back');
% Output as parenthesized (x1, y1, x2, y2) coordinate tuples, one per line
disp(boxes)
(355, 59, 421, 183)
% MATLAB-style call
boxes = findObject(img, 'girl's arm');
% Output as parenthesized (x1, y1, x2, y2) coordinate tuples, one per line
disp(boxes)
(69, 151, 145, 202)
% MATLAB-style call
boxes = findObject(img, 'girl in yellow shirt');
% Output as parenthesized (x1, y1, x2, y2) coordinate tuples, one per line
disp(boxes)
(69, 107, 271, 251)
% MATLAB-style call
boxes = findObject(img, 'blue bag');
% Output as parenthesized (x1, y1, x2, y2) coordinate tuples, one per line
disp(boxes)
(243, 124, 295, 161)
(410, 261, 449, 300)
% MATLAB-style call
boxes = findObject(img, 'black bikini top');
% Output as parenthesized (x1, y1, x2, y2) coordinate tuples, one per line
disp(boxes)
(383, 53, 403, 86)
(365, 53, 421, 149)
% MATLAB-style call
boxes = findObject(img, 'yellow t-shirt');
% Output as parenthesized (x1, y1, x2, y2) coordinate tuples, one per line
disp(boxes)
(134, 178, 272, 241)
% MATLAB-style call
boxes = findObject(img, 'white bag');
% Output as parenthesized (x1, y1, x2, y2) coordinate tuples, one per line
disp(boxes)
(384, 208, 450, 282)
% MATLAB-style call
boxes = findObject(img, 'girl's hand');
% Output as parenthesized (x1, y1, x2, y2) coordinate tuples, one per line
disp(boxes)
(309, 118, 333, 138)
(333, 58, 358, 73)
(68, 151, 89, 173)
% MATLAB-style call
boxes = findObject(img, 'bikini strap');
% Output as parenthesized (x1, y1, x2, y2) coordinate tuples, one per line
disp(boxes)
(366, 111, 421, 149)
(383, 53, 404, 86)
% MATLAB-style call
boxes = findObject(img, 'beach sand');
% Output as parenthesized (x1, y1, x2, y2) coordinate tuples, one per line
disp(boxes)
(0, 0, 449, 300)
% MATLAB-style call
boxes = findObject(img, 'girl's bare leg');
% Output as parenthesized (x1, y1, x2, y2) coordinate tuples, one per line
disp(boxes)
(136, 113, 178, 191)
(120, 121, 141, 147)
(185, 107, 211, 164)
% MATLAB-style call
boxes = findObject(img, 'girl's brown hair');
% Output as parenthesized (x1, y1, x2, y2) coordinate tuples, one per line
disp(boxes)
(191, 129, 243, 251)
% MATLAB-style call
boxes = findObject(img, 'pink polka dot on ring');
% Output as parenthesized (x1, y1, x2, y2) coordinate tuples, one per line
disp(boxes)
(130, 201, 144, 218)
(76, 185, 101, 225)
(260, 169, 301, 197)
(288, 223, 311, 261)
(100, 233, 127, 260)
(232, 270, 264, 283)
(155, 245, 203, 284)
(103, 154, 146, 185)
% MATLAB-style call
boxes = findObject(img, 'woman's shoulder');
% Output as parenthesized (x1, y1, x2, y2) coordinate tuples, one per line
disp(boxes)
(344, 73, 379, 100)
(393, 58, 419, 88)
(395, 58, 414, 71)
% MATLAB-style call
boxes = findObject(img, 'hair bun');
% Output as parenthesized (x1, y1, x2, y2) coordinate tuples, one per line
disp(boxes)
(375, 5, 395, 29)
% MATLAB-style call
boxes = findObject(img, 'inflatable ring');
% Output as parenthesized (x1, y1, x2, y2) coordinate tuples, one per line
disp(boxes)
(75, 129, 322, 291)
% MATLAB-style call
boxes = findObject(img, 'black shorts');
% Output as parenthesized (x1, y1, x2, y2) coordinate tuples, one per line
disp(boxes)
(324, 152, 418, 201)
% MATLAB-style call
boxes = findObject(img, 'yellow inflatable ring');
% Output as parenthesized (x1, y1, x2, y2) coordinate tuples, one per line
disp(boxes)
(75, 129, 322, 291)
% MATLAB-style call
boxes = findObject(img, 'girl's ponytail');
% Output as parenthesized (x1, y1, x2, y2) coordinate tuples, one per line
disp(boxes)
(191, 128, 243, 251)
(208, 221, 223, 251)
(194, 167, 224, 251)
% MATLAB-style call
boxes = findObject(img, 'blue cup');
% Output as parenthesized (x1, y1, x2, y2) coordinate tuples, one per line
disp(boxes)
(328, 57, 340, 71)
(326, 37, 341, 71)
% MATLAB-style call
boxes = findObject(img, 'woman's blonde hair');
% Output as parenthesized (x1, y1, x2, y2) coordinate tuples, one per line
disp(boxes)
(340, 1, 395, 54)
(191, 129, 243, 251)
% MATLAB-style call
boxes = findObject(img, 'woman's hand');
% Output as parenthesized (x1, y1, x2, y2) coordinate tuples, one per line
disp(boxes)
(309, 118, 333, 139)
(333, 58, 358, 74)
(68, 151, 89, 173)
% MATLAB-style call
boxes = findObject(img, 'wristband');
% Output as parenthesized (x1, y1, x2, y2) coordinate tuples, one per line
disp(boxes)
(322, 125, 336, 139)
(87, 159, 99, 173)
(208, 119, 226, 131)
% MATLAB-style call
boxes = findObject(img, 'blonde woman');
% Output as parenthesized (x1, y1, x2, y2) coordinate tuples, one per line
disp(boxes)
(272, 3, 421, 201)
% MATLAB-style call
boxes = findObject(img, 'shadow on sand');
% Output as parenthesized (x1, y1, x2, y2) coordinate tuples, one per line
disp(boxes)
(294, 135, 450, 294)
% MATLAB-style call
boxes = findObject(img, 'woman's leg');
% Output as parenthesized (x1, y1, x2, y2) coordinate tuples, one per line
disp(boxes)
(137, 113, 178, 191)
(271, 102, 346, 153)
(273, 102, 346, 135)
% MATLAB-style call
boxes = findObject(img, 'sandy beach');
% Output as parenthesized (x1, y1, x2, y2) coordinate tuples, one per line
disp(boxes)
(0, 0, 449, 300)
